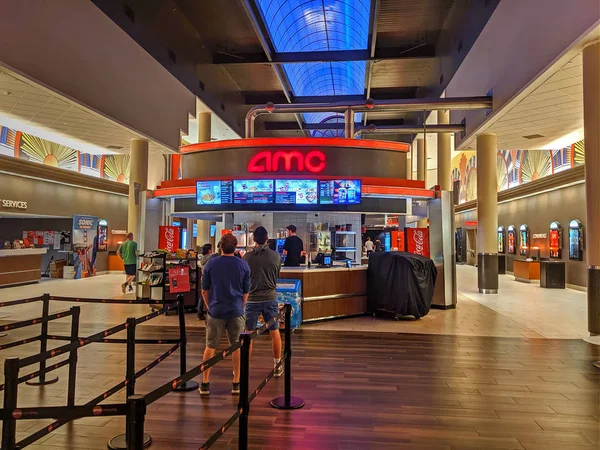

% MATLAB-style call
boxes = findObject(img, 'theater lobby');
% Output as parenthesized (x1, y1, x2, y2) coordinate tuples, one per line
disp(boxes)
(0, 1, 598, 449)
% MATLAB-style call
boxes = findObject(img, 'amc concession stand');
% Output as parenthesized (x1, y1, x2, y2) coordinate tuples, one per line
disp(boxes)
(154, 138, 436, 321)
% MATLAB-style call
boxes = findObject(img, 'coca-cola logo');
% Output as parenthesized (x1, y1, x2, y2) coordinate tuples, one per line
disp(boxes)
(413, 230, 424, 255)
(164, 227, 176, 250)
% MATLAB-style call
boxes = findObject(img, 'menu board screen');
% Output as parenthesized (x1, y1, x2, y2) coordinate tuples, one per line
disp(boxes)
(233, 180, 274, 204)
(196, 181, 233, 205)
(319, 180, 362, 204)
(275, 180, 318, 205)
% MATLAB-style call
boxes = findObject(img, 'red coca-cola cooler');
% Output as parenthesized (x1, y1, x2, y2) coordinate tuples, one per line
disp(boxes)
(406, 228, 430, 258)
(159, 226, 180, 252)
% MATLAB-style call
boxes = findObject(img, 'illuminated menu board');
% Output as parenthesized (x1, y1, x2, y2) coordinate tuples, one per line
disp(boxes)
(196, 180, 233, 204)
(233, 180, 274, 204)
(319, 180, 362, 204)
(275, 180, 318, 205)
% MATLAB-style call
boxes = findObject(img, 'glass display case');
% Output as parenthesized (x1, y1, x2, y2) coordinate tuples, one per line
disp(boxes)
(519, 224, 530, 256)
(549, 221, 562, 259)
(309, 231, 331, 253)
(569, 219, 583, 261)
(507, 225, 516, 255)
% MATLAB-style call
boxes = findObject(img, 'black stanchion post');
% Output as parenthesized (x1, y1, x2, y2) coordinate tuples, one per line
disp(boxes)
(174, 294, 198, 391)
(270, 303, 304, 410)
(126, 395, 150, 450)
(27, 293, 59, 386)
(67, 306, 81, 406)
(238, 333, 251, 450)
(126, 317, 136, 398)
(2, 358, 19, 450)
(108, 318, 151, 450)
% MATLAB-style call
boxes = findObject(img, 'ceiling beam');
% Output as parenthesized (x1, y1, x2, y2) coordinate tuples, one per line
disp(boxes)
(364, 0, 381, 126)
(243, 89, 419, 105)
(214, 45, 436, 65)
(263, 119, 406, 131)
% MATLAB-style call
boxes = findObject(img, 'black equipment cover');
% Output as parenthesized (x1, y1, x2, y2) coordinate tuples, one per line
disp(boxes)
(367, 252, 437, 318)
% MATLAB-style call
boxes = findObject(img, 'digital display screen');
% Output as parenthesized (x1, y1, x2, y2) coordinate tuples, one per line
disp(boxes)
(275, 180, 318, 205)
(319, 180, 361, 204)
(233, 180, 274, 204)
(210, 224, 216, 237)
(196, 180, 233, 205)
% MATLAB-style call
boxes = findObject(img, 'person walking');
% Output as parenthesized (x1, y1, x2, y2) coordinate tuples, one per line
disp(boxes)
(117, 232, 137, 294)
(243, 226, 283, 377)
(364, 237, 375, 257)
(283, 224, 303, 267)
(199, 233, 250, 396)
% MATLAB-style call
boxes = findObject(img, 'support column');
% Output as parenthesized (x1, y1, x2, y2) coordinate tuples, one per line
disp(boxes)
(344, 109, 354, 138)
(416, 138, 426, 183)
(128, 139, 149, 249)
(416, 138, 427, 228)
(583, 41, 600, 335)
(437, 110, 452, 191)
(476, 133, 498, 294)
(197, 112, 211, 143)
(405, 152, 412, 180)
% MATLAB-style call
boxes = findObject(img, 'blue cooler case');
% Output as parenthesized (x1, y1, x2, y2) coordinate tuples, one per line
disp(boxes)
(276, 279, 302, 330)
(254, 279, 303, 330)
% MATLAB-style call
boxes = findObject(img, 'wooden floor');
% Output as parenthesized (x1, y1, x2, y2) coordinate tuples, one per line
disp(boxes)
(0, 322, 599, 450)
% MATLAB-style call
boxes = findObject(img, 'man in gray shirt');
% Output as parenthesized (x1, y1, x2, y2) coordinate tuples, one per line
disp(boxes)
(243, 226, 283, 377)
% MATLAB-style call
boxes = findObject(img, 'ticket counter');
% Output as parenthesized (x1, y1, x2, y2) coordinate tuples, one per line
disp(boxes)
(0, 248, 47, 287)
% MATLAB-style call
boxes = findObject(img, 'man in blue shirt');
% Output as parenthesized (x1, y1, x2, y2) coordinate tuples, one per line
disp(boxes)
(200, 233, 250, 396)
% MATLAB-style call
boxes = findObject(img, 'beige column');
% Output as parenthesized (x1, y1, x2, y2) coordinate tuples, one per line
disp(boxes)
(416, 138, 426, 183)
(128, 139, 149, 244)
(196, 220, 211, 247)
(437, 110, 452, 191)
(404, 152, 412, 180)
(476, 133, 498, 294)
(197, 112, 211, 143)
(583, 40, 600, 334)
(416, 138, 427, 227)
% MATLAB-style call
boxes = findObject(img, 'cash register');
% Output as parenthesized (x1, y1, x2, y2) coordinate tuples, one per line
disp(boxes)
(314, 252, 333, 268)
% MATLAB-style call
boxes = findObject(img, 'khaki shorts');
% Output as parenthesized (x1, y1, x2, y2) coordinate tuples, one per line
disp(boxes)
(205, 314, 245, 349)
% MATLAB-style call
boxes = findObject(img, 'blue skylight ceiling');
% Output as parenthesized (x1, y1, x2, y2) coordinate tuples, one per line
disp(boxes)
(255, 0, 371, 135)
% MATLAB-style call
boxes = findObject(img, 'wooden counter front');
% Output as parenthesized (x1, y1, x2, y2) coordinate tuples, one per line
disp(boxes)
(279, 266, 367, 322)
(513, 260, 540, 283)
(0, 248, 47, 287)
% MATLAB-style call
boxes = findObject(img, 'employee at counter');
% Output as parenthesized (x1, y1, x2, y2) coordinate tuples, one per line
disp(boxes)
(283, 225, 303, 267)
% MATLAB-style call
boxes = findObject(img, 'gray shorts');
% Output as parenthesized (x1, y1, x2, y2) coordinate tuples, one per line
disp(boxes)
(205, 314, 245, 349)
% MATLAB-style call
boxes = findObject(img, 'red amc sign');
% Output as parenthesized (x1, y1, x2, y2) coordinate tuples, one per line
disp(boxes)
(247, 150, 326, 174)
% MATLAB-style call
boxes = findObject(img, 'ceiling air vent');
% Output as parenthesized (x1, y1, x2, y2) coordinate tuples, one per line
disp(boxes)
(106, 145, 123, 150)
(523, 134, 545, 140)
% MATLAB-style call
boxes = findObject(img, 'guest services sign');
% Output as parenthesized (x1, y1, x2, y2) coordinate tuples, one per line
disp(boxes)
(0, 199, 27, 209)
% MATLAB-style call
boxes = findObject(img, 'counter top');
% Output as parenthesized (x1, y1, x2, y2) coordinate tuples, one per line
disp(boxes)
(0, 248, 48, 257)
(280, 264, 368, 273)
